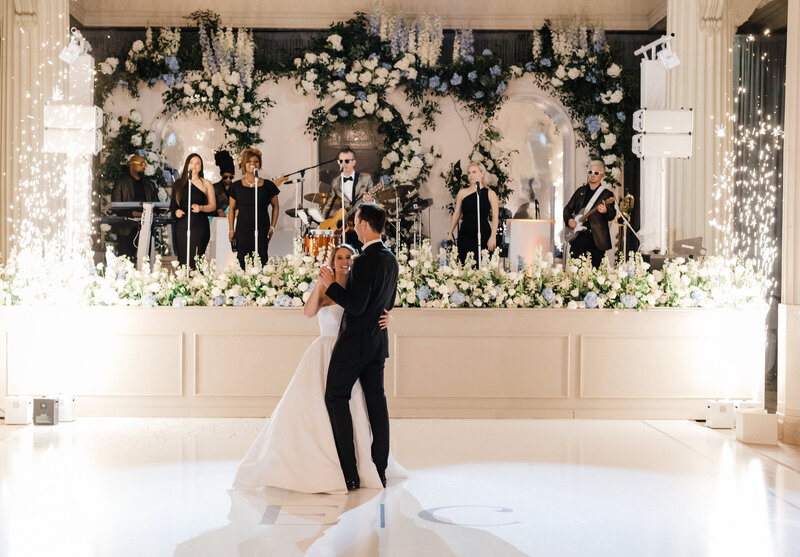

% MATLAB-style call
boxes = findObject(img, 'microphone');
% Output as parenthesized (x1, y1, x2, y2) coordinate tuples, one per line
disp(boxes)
(534, 199, 540, 219)
(188, 169, 192, 180)
(474, 179, 481, 190)
(254, 168, 259, 180)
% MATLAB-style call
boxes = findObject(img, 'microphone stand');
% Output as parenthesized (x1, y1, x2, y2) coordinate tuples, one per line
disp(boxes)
(254, 168, 259, 263)
(475, 180, 482, 269)
(279, 157, 338, 246)
(614, 199, 642, 261)
(186, 169, 192, 275)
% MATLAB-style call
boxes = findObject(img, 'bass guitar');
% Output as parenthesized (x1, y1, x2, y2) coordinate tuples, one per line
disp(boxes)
(563, 197, 616, 244)
(319, 179, 385, 231)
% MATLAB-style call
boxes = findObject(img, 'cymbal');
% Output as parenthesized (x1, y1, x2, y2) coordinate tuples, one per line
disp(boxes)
(304, 193, 328, 204)
(285, 208, 304, 218)
(377, 185, 415, 203)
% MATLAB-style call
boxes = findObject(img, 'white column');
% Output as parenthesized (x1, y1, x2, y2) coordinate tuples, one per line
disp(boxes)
(664, 0, 737, 253)
(777, 0, 800, 444)
(0, 0, 70, 259)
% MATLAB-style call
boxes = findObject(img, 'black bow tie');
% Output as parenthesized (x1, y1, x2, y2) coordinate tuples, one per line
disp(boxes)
(343, 176, 354, 183)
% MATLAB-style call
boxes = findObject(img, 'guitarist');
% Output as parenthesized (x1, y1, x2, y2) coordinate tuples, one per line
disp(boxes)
(321, 146, 376, 239)
(563, 160, 616, 268)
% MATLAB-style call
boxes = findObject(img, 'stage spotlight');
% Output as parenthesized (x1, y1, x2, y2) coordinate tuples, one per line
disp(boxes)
(59, 27, 90, 65)
(657, 44, 681, 69)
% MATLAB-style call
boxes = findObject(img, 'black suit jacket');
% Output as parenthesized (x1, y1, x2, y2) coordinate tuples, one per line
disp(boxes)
(111, 173, 158, 235)
(563, 184, 616, 252)
(326, 241, 398, 361)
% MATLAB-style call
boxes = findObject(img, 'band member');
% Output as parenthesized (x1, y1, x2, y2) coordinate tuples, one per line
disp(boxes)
(228, 148, 280, 268)
(111, 154, 158, 260)
(320, 146, 375, 225)
(211, 150, 235, 216)
(563, 160, 616, 268)
(447, 161, 499, 265)
(171, 153, 217, 269)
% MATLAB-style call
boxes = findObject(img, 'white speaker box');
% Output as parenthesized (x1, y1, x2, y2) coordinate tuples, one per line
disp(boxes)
(734, 400, 762, 429)
(706, 400, 735, 429)
(735, 409, 778, 445)
(632, 109, 693, 133)
(43, 128, 102, 155)
(56, 394, 76, 422)
(632, 133, 692, 158)
(4, 396, 33, 425)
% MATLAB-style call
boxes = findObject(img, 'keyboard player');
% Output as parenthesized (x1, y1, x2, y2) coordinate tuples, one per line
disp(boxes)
(111, 154, 158, 260)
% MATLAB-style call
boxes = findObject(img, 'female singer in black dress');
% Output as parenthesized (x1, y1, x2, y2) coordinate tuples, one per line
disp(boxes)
(171, 153, 217, 269)
(228, 148, 280, 268)
(447, 161, 500, 265)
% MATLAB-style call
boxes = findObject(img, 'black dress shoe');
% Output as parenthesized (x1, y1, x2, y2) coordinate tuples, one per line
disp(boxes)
(378, 472, 387, 488)
(346, 478, 360, 491)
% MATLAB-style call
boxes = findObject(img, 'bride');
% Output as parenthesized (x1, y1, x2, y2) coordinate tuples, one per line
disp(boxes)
(233, 244, 406, 494)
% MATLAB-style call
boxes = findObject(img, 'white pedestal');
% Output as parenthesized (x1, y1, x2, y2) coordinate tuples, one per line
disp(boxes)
(57, 394, 75, 422)
(706, 400, 735, 429)
(736, 410, 778, 445)
(207, 217, 236, 271)
(4, 396, 33, 425)
(508, 219, 554, 268)
(734, 400, 762, 429)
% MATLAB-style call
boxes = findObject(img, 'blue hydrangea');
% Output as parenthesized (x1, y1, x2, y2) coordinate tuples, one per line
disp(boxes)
(141, 294, 157, 307)
(626, 261, 635, 278)
(524, 61, 535, 72)
(116, 270, 127, 281)
(690, 290, 706, 305)
(495, 82, 507, 95)
(584, 115, 602, 134)
(382, 63, 392, 71)
(380, 174, 393, 184)
(450, 291, 466, 306)
(450, 73, 463, 86)
(368, 53, 378, 60)
(616, 84, 624, 92)
(482, 49, 493, 56)
(473, 91, 484, 99)
(356, 91, 367, 101)
(439, 250, 448, 267)
(539, 58, 552, 67)
(274, 294, 292, 307)
(233, 295, 247, 307)
(463, 55, 475, 64)
(621, 294, 638, 308)
(416, 286, 431, 301)
(542, 287, 556, 304)
(584, 291, 598, 309)
(162, 169, 173, 183)
(337, 69, 346, 78)
(437, 82, 448, 92)
(212, 295, 225, 306)
(172, 295, 187, 307)
(585, 74, 597, 83)
(159, 73, 176, 87)
(468, 71, 478, 81)
(517, 257, 526, 272)
(490, 65, 501, 77)
(617, 111, 626, 122)
(429, 75, 441, 89)
(337, 107, 349, 118)
(400, 70, 408, 78)
(137, 149, 147, 157)
(165, 56, 179, 73)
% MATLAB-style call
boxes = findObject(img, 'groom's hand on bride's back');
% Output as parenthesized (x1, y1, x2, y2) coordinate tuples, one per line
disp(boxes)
(318, 265, 335, 289)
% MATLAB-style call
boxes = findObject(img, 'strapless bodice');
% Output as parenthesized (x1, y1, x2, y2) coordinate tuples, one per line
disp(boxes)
(317, 304, 343, 337)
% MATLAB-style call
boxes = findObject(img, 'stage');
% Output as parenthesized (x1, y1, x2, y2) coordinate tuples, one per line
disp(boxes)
(0, 307, 765, 419)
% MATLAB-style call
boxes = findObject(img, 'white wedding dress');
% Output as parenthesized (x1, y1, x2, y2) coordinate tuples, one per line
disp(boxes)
(233, 304, 407, 494)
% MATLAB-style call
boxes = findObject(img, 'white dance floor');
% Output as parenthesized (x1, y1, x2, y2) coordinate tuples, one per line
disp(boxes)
(1, 418, 800, 556)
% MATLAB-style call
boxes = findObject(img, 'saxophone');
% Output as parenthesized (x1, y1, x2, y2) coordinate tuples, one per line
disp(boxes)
(615, 193, 635, 262)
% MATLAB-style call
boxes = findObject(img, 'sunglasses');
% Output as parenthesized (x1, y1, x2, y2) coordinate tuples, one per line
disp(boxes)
(587, 170, 602, 176)
(130, 161, 147, 167)
(338, 158, 353, 164)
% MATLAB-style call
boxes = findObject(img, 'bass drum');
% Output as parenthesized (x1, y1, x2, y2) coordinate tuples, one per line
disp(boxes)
(303, 229, 339, 259)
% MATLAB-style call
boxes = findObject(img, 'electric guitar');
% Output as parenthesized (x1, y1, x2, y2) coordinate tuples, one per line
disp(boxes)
(563, 197, 616, 244)
(319, 178, 385, 231)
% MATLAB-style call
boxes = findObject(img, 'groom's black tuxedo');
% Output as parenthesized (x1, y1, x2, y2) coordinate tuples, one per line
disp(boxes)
(325, 241, 398, 485)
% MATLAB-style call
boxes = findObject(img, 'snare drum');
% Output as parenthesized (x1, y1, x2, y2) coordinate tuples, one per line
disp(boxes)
(303, 229, 339, 258)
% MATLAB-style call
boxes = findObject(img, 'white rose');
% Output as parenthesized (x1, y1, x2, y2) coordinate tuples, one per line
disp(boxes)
(304, 52, 318, 64)
(146, 132, 155, 145)
(353, 107, 365, 118)
(406, 68, 418, 80)
(130, 110, 142, 123)
(327, 34, 343, 51)
(344, 94, 355, 104)
(551, 77, 563, 87)
(379, 108, 394, 122)
(242, 102, 252, 113)
(607, 63, 621, 77)
(306, 70, 317, 82)
(603, 154, 617, 165)
(225, 73, 241, 86)
(555, 65, 567, 79)
(131, 134, 142, 146)
(345, 72, 358, 83)
(301, 80, 315, 93)
(567, 67, 581, 80)
(132, 40, 144, 52)
(333, 90, 346, 100)
(144, 165, 155, 176)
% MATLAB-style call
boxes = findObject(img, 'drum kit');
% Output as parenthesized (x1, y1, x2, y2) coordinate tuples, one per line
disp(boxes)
(285, 183, 428, 255)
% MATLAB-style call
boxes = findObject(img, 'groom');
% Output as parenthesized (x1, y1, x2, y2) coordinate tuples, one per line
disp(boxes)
(318, 202, 399, 490)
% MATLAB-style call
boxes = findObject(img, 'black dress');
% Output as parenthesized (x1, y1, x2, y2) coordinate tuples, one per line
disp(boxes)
(171, 184, 210, 269)
(457, 187, 491, 264)
(230, 179, 280, 268)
